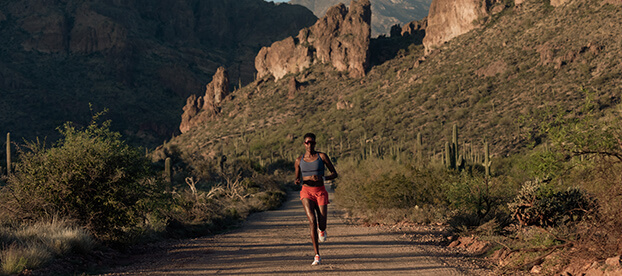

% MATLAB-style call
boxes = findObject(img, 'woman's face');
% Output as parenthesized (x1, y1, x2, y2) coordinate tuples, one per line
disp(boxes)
(304, 137, 316, 151)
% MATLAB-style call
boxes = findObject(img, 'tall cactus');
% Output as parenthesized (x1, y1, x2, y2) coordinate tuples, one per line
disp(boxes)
(445, 142, 451, 169)
(416, 132, 423, 165)
(483, 141, 492, 177)
(164, 157, 172, 185)
(6, 132, 11, 176)
(452, 124, 458, 165)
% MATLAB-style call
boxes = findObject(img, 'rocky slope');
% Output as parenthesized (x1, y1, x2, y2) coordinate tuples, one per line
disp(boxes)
(180, 67, 230, 133)
(255, 0, 371, 81)
(289, 0, 432, 36)
(0, 0, 316, 146)
(161, 0, 622, 167)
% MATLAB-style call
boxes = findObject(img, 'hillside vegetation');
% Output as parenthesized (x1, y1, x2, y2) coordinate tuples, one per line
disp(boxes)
(164, 0, 621, 165)
(158, 0, 622, 273)
(0, 0, 620, 274)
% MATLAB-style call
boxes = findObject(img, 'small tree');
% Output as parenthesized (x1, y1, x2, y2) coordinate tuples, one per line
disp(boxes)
(4, 114, 158, 240)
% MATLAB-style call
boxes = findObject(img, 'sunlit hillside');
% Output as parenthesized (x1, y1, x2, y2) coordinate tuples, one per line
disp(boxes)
(162, 0, 621, 167)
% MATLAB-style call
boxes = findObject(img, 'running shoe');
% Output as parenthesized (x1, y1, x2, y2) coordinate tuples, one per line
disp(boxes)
(318, 230, 327, 242)
(312, 254, 321, 265)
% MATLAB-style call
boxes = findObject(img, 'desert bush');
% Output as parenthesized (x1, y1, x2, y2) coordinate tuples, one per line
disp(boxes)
(508, 180, 598, 227)
(1, 115, 161, 241)
(334, 156, 447, 211)
(335, 155, 519, 225)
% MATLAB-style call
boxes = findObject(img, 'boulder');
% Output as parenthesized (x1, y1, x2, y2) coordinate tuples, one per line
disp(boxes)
(180, 67, 230, 133)
(255, 37, 313, 80)
(255, 0, 371, 81)
(606, 256, 621, 268)
(550, 0, 570, 6)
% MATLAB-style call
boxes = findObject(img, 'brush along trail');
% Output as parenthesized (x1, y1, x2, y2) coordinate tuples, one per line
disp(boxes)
(101, 186, 485, 275)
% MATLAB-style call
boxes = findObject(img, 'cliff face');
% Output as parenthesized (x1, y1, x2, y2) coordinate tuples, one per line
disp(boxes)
(422, 0, 595, 53)
(0, 0, 316, 146)
(255, 0, 371, 81)
(180, 67, 230, 133)
(422, 0, 489, 53)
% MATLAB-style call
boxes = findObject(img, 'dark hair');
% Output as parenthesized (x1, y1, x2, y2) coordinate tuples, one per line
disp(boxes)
(303, 133, 316, 140)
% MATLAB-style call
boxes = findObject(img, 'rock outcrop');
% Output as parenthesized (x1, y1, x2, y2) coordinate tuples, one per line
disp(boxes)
(401, 18, 427, 38)
(422, 0, 489, 54)
(550, 0, 570, 6)
(13, 2, 126, 54)
(255, 0, 371, 81)
(423, 0, 583, 53)
(289, 0, 432, 36)
(180, 67, 230, 133)
(69, 5, 127, 54)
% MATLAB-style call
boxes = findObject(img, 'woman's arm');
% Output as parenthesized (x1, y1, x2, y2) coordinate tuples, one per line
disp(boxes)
(294, 156, 301, 185)
(320, 153, 338, 181)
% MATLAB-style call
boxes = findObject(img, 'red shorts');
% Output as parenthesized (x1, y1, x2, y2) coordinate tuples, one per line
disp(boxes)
(300, 185, 330, 206)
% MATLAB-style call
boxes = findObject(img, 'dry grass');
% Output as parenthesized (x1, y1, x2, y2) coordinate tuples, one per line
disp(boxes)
(0, 219, 94, 275)
(0, 244, 52, 275)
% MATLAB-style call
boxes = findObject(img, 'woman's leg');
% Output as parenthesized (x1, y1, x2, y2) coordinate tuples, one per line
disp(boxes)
(317, 204, 327, 232)
(302, 198, 319, 255)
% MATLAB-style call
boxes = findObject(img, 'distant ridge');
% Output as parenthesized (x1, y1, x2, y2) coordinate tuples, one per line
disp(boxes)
(289, 0, 432, 36)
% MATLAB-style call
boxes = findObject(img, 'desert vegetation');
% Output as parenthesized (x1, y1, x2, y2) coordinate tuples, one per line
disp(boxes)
(0, 0, 620, 274)
(155, 0, 621, 273)
(0, 110, 290, 274)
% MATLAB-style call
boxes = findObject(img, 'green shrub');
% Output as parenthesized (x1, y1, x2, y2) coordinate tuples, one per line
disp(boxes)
(3, 116, 160, 240)
(362, 173, 415, 209)
(508, 180, 598, 227)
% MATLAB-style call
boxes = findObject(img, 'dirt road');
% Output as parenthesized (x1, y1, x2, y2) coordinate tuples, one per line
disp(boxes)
(102, 187, 482, 275)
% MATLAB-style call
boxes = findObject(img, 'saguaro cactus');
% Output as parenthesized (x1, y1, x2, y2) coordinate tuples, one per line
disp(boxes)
(452, 124, 458, 165)
(483, 141, 492, 177)
(6, 132, 11, 176)
(445, 142, 451, 169)
(414, 132, 423, 165)
(164, 157, 172, 184)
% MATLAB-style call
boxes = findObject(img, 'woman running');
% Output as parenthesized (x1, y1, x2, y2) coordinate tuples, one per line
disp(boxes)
(294, 133, 338, 265)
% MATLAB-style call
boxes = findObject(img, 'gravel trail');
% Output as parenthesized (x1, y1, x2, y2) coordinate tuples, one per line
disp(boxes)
(101, 187, 474, 275)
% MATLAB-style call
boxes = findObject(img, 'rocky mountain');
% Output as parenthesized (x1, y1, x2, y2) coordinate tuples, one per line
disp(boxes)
(0, 0, 316, 146)
(255, 0, 371, 81)
(288, 0, 432, 36)
(160, 0, 622, 169)
(180, 67, 230, 133)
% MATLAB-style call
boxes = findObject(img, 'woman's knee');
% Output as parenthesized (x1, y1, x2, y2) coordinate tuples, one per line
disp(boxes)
(308, 218, 318, 228)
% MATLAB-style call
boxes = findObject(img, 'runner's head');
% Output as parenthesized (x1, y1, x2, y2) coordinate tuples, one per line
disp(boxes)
(303, 133, 316, 149)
